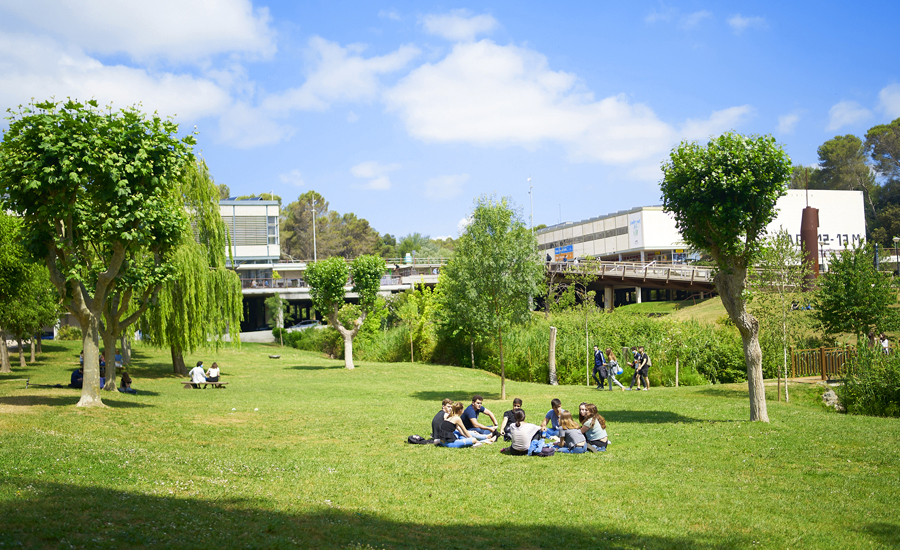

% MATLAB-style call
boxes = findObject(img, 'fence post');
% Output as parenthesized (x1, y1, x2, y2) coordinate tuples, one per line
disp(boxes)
(820, 347, 826, 381)
(675, 355, 679, 388)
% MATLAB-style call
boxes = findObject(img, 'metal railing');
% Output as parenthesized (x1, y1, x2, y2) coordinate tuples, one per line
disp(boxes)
(546, 260, 714, 283)
(791, 346, 856, 379)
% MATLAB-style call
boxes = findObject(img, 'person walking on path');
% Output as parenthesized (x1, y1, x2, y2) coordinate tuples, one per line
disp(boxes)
(637, 346, 651, 390)
(605, 349, 625, 390)
(592, 345, 608, 389)
(627, 347, 641, 391)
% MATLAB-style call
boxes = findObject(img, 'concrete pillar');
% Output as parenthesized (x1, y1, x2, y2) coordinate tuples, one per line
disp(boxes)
(640, 250, 645, 262)
(604, 286, 614, 311)
(635, 286, 642, 304)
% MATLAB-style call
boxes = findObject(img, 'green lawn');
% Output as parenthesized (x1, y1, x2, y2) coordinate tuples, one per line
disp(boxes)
(1, 341, 898, 549)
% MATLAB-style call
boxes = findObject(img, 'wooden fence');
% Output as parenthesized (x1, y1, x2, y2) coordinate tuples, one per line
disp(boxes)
(790, 346, 856, 380)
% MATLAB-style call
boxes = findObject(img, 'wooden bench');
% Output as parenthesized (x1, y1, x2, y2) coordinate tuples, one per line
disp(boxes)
(181, 380, 229, 389)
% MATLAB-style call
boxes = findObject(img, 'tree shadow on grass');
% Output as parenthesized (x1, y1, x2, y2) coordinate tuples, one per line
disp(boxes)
(859, 522, 900, 548)
(0, 477, 759, 550)
(603, 410, 702, 424)
(410, 390, 503, 403)
(696, 386, 750, 399)
(0, 394, 153, 408)
(288, 365, 346, 371)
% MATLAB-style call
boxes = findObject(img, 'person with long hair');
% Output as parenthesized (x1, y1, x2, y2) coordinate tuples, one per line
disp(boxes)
(553, 410, 587, 453)
(433, 401, 484, 448)
(579, 403, 609, 452)
(605, 348, 625, 390)
(506, 409, 542, 455)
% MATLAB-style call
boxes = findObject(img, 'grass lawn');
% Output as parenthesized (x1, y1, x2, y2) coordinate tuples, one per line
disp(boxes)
(1, 341, 898, 549)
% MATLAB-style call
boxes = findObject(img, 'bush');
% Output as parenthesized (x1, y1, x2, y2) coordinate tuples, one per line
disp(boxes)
(839, 350, 900, 417)
(56, 325, 82, 341)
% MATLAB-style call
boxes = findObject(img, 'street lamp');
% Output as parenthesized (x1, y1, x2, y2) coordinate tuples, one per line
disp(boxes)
(528, 176, 533, 234)
(310, 197, 317, 262)
(893, 236, 899, 276)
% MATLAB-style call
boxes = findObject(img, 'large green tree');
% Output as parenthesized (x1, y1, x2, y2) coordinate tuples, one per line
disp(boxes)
(817, 135, 878, 217)
(438, 196, 544, 400)
(813, 242, 899, 343)
(661, 132, 792, 422)
(139, 161, 242, 375)
(0, 99, 194, 407)
(865, 117, 900, 181)
(306, 254, 386, 369)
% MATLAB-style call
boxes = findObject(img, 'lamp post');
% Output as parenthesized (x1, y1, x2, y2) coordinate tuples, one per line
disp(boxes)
(893, 236, 899, 276)
(310, 197, 317, 262)
(528, 176, 533, 234)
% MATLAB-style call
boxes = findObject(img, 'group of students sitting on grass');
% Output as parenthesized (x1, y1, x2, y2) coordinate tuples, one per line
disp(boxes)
(430, 395, 608, 455)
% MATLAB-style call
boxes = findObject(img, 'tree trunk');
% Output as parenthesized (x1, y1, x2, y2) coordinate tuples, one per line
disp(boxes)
(36, 335, 43, 354)
(17, 338, 25, 368)
(470, 337, 475, 369)
(101, 329, 117, 391)
(0, 334, 10, 373)
(499, 325, 506, 401)
(171, 345, 187, 376)
(30, 338, 35, 363)
(410, 324, 414, 363)
(121, 334, 131, 365)
(77, 315, 104, 408)
(343, 335, 355, 370)
(548, 326, 558, 385)
(329, 310, 361, 370)
(716, 267, 769, 422)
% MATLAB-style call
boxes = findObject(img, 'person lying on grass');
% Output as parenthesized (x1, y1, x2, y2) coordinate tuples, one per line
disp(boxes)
(499, 397, 524, 441)
(540, 398, 566, 438)
(579, 403, 609, 452)
(553, 410, 587, 454)
(504, 409, 542, 456)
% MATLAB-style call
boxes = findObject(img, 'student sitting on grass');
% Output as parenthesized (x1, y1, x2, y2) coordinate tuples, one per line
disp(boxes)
(505, 409, 542, 455)
(499, 398, 523, 441)
(118, 371, 137, 395)
(540, 398, 566, 438)
(579, 403, 609, 452)
(69, 367, 83, 389)
(461, 395, 499, 437)
(434, 401, 484, 448)
(553, 410, 587, 453)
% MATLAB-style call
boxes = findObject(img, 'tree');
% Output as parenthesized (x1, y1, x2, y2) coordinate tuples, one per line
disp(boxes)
(281, 190, 328, 260)
(817, 135, 878, 218)
(397, 282, 438, 362)
(235, 192, 282, 205)
(0, 99, 194, 407)
(661, 132, 792, 422)
(265, 293, 288, 346)
(306, 254, 386, 369)
(139, 161, 243, 375)
(567, 258, 600, 386)
(813, 242, 899, 343)
(865, 118, 900, 181)
(218, 183, 231, 200)
(749, 229, 812, 402)
(438, 196, 544, 400)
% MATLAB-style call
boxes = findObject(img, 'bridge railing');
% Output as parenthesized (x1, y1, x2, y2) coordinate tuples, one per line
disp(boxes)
(791, 346, 855, 379)
(546, 261, 715, 282)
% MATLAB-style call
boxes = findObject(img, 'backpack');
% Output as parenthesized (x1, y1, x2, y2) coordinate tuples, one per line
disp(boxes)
(407, 434, 433, 445)
(538, 446, 556, 457)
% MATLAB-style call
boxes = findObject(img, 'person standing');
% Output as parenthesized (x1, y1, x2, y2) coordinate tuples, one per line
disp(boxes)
(592, 345, 607, 389)
(637, 346, 651, 390)
(880, 333, 890, 355)
(605, 349, 625, 390)
(627, 347, 641, 391)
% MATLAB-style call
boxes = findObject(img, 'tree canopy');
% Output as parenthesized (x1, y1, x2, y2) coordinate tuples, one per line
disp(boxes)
(0, 99, 194, 406)
(661, 132, 792, 422)
(438, 196, 543, 400)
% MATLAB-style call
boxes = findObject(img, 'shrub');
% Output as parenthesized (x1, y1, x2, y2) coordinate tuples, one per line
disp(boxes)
(839, 349, 900, 417)
(56, 325, 82, 341)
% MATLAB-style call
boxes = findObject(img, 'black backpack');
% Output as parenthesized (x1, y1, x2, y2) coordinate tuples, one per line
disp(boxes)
(407, 434, 433, 445)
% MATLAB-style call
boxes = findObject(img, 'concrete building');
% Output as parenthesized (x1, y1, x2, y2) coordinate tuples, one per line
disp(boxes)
(536, 189, 866, 269)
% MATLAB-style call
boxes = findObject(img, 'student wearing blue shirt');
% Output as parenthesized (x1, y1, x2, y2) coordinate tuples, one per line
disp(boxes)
(461, 395, 498, 437)
(540, 398, 566, 437)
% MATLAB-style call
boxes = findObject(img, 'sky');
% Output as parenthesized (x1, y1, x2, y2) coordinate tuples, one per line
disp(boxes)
(1, 1, 898, 240)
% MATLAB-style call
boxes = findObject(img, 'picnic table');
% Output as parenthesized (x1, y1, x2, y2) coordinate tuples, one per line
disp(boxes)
(182, 380, 229, 389)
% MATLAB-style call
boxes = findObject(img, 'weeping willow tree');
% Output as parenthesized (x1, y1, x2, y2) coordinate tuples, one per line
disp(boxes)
(140, 160, 242, 374)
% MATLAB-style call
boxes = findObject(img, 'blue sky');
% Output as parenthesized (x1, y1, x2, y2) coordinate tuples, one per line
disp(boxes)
(1, 1, 898, 240)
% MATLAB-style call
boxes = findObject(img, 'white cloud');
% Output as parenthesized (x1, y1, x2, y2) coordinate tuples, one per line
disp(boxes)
(351, 161, 401, 191)
(645, 8, 675, 24)
(680, 105, 754, 140)
(727, 14, 767, 34)
(878, 84, 900, 118)
(0, 0, 275, 63)
(0, 32, 231, 122)
(346, 111, 359, 123)
(262, 37, 419, 112)
(279, 169, 305, 187)
(424, 174, 470, 200)
(217, 101, 294, 148)
(679, 10, 712, 30)
(777, 113, 800, 134)
(385, 40, 751, 166)
(827, 100, 872, 131)
(379, 9, 402, 21)
(457, 217, 471, 234)
(421, 10, 498, 42)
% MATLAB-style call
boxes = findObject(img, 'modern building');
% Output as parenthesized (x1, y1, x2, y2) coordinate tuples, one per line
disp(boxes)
(536, 189, 867, 268)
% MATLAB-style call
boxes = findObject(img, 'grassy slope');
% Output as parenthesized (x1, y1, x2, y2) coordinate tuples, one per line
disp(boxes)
(669, 296, 726, 325)
(1, 341, 898, 549)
